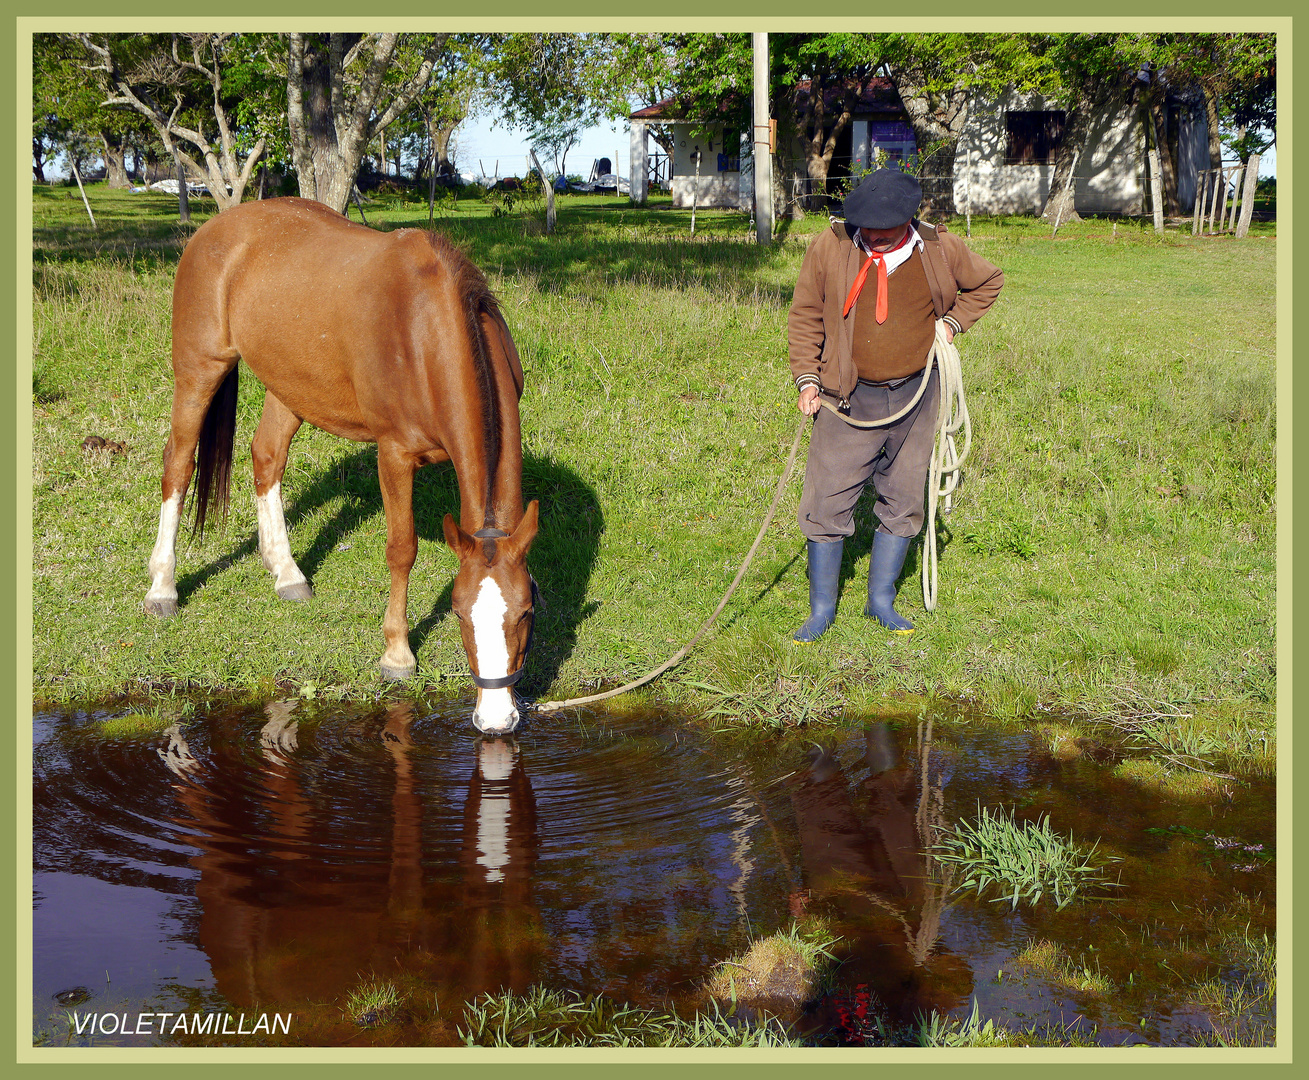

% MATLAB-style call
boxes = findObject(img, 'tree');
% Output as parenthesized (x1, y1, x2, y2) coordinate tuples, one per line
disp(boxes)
(1026, 33, 1144, 224)
(1171, 33, 1276, 166)
(776, 34, 884, 204)
(34, 33, 154, 187)
(74, 32, 268, 209)
(878, 34, 1058, 216)
(286, 32, 446, 212)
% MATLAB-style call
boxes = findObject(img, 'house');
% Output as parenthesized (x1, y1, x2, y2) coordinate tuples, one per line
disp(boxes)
(628, 99, 748, 209)
(629, 74, 1211, 217)
(956, 84, 1210, 216)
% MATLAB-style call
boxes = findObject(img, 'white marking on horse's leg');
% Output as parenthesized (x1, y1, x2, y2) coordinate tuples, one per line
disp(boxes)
(255, 481, 311, 600)
(144, 492, 184, 616)
(469, 577, 520, 733)
(474, 739, 516, 881)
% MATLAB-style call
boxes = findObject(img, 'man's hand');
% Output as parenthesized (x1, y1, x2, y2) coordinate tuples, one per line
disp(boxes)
(945, 324, 955, 344)
(798, 385, 821, 416)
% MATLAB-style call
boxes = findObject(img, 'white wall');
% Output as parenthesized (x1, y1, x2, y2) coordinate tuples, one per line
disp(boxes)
(668, 126, 744, 209)
(954, 89, 1145, 215)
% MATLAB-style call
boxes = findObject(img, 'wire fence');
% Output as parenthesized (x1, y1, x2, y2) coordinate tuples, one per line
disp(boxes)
(765, 158, 1268, 234)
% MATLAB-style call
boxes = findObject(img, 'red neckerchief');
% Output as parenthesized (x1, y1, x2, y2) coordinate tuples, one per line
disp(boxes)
(842, 227, 914, 323)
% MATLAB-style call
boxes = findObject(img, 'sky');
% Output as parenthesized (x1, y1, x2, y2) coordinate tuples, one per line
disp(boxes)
(446, 112, 631, 181)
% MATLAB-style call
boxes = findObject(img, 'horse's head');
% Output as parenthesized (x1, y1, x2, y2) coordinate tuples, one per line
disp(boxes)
(443, 500, 540, 734)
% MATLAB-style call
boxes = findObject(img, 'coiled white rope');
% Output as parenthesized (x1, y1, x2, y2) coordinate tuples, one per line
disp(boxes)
(817, 318, 971, 610)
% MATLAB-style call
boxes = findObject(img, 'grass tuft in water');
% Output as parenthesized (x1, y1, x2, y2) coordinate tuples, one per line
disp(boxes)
(96, 707, 177, 738)
(704, 921, 840, 1008)
(1014, 938, 1115, 994)
(1184, 928, 1276, 1047)
(343, 978, 403, 1028)
(457, 985, 800, 1047)
(934, 803, 1119, 911)
(913, 999, 1009, 1047)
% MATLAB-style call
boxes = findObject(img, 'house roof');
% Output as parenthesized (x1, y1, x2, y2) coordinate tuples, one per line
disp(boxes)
(629, 94, 745, 123)
(791, 74, 905, 117)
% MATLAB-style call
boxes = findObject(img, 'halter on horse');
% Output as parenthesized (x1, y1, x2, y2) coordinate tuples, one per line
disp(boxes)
(144, 197, 538, 733)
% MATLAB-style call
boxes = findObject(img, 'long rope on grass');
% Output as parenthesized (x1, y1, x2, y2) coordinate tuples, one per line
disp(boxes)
(815, 319, 971, 610)
(533, 419, 807, 713)
(531, 319, 970, 713)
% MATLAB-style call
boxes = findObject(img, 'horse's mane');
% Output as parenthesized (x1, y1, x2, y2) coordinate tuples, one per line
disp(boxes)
(429, 233, 505, 528)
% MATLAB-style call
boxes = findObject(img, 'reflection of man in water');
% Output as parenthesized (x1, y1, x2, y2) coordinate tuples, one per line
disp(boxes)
(789, 723, 971, 1025)
(167, 703, 543, 1026)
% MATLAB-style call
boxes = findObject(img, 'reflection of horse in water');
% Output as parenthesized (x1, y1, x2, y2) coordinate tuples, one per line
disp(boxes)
(789, 721, 971, 1026)
(162, 702, 541, 1019)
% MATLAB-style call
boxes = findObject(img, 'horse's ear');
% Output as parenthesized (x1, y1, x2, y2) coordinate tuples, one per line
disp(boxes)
(503, 500, 539, 559)
(443, 513, 476, 557)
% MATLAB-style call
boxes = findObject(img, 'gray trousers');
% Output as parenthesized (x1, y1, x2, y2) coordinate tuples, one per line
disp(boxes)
(798, 367, 940, 541)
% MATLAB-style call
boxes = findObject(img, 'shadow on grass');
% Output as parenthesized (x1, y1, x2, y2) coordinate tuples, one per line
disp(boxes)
(172, 447, 602, 694)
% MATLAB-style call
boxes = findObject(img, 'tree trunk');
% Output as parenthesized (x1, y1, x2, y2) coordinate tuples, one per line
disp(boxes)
(792, 70, 856, 210)
(288, 32, 445, 215)
(298, 34, 358, 212)
(433, 122, 457, 177)
(1145, 94, 1180, 217)
(885, 67, 969, 217)
(1202, 86, 1223, 170)
(1041, 67, 1120, 223)
(175, 152, 190, 223)
(33, 139, 47, 183)
(100, 131, 129, 189)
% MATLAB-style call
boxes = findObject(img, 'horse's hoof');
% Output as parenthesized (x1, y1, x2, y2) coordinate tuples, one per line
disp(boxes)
(277, 582, 314, 602)
(143, 597, 177, 618)
(380, 662, 416, 682)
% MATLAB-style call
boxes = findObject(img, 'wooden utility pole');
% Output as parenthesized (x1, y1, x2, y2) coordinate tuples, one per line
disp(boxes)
(752, 32, 773, 245)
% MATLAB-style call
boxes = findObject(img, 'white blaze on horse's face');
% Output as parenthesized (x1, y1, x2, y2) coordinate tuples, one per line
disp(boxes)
(469, 576, 519, 734)
(444, 503, 539, 734)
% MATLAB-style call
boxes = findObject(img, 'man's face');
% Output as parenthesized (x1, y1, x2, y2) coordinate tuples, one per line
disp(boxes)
(859, 222, 912, 251)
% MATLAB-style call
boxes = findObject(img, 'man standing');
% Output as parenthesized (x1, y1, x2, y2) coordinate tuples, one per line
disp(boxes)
(789, 169, 1002, 641)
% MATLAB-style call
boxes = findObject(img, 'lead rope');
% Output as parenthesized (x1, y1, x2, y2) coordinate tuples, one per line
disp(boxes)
(533, 319, 969, 713)
(534, 420, 806, 713)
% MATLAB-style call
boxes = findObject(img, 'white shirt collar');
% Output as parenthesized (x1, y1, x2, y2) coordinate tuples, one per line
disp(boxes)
(854, 224, 923, 276)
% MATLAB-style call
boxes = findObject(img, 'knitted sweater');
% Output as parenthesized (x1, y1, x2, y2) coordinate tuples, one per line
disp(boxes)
(788, 219, 1003, 402)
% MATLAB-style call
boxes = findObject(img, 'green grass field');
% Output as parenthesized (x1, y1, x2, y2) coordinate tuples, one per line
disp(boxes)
(30, 183, 1276, 746)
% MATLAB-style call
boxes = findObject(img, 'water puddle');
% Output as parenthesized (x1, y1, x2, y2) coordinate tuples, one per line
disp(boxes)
(32, 699, 1275, 1047)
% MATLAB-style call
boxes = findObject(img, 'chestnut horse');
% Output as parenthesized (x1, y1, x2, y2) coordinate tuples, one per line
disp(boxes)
(144, 198, 538, 733)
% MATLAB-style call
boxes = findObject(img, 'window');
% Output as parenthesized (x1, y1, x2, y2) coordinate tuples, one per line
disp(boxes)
(1005, 111, 1066, 165)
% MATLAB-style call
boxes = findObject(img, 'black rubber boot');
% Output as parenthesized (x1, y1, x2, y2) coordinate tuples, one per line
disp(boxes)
(865, 531, 915, 633)
(793, 539, 843, 642)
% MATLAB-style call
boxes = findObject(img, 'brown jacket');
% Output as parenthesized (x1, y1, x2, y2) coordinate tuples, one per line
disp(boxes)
(788, 219, 1003, 402)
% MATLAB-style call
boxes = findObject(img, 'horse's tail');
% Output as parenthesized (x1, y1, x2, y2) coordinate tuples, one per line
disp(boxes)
(192, 364, 238, 539)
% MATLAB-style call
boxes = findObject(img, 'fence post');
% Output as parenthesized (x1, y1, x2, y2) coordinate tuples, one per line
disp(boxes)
(1236, 153, 1261, 238)
(1192, 169, 1206, 235)
(1207, 166, 1224, 234)
(1147, 148, 1164, 233)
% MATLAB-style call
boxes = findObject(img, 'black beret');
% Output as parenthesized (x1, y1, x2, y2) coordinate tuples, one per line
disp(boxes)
(841, 168, 922, 229)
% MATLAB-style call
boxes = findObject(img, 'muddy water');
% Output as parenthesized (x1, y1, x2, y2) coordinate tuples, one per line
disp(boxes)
(32, 700, 1275, 1046)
